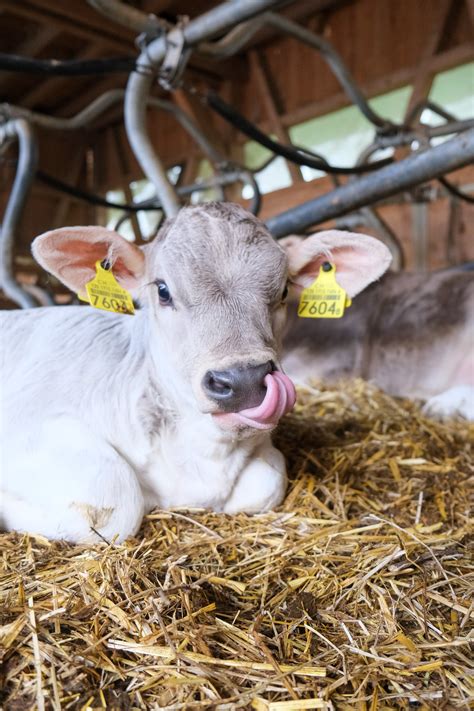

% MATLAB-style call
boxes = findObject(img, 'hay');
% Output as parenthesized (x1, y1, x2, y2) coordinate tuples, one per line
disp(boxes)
(1, 380, 473, 710)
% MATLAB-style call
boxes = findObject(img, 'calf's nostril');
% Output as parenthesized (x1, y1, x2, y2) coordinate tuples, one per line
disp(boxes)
(203, 370, 234, 399)
(210, 375, 230, 394)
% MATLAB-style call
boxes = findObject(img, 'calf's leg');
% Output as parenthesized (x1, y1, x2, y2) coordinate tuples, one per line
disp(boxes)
(223, 440, 287, 514)
(1, 417, 144, 543)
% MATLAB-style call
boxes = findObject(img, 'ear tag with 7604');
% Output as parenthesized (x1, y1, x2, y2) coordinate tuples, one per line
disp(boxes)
(78, 260, 135, 315)
(297, 262, 351, 319)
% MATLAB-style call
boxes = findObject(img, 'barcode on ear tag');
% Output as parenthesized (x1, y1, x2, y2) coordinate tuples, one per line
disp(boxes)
(79, 261, 135, 315)
(298, 263, 351, 319)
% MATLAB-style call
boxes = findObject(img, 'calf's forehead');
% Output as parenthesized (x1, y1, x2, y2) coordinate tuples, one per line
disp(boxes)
(148, 204, 288, 291)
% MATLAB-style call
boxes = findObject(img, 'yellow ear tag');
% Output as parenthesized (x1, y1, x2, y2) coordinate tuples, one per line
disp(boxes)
(78, 260, 135, 315)
(297, 262, 352, 319)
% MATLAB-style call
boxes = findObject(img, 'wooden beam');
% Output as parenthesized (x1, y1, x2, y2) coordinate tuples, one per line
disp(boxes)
(466, 0, 474, 26)
(266, 41, 473, 133)
(55, 75, 126, 120)
(0, 25, 59, 93)
(18, 44, 103, 110)
(403, 0, 454, 124)
(0, 0, 130, 52)
(51, 148, 86, 228)
(5, 23, 58, 58)
(112, 128, 142, 243)
(173, 89, 228, 159)
(249, 50, 303, 183)
(180, 155, 199, 187)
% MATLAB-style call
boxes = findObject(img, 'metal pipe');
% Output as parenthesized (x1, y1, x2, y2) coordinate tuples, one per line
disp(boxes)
(2, 93, 260, 210)
(0, 119, 40, 308)
(125, 0, 282, 217)
(265, 13, 392, 131)
(266, 129, 474, 238)
(1, 92, 222, 163)
(199, 17, 266, 57)
(87, 0, 168, 35)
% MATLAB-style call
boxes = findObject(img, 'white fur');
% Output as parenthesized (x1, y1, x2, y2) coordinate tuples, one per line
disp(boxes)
(422, 385, 474, 421)
(0, 306, 287, 543)
(1, 213, 391, 544)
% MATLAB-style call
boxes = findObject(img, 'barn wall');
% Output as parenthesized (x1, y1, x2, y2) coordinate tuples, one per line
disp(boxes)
(1, 0, 472, 274)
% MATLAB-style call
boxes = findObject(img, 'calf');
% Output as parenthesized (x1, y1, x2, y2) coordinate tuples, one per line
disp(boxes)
(282, 236, 474, 420)
(0, 203, 391, 543)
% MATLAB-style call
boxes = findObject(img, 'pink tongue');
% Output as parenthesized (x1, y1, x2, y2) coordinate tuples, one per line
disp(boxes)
(232, 371, 297, 430)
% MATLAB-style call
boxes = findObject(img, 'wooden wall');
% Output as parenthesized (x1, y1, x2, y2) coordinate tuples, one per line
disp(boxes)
(1, 0, 473, 291)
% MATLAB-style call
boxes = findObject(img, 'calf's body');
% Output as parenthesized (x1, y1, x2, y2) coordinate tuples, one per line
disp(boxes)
(1, 204, 391, 542)
(283, 269, 474, 419)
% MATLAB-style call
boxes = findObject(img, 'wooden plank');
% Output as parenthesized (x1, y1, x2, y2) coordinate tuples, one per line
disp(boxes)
(18, 44, 102, 109)
(173, 89, 228, 159)
(0, 0, 129, 52)
(403, 0, 454, 124)
(112, 128, 142, 243)
(466, 0, 474, 26)
(10, 0, 133, 45)
(271, 42, 474, 132)
(0, 25, 59, 92)
(249, 50, 303, 183)
(51, 148, 86, 228)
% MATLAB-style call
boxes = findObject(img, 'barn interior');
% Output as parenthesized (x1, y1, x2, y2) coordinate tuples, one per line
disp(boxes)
(0, 0, 473, 308)
(1, 1, 473, 709)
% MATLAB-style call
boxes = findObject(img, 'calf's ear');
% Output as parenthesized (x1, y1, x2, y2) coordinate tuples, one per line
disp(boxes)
(32, 226, 145, 297)
(283, 229, 392, 298)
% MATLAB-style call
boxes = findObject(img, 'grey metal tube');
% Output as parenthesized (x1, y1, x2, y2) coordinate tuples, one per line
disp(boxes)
(0, 91, 125, 131)
(0, 119, 39, 308)
(125, 0, 281, 217)
(2, 91, 222, 163)
(267, 128, 474, 238)
(199, 17, 266, 57)
(2, 93, 260, 209)
(87, 0, 168, 34)
(265, 13, 391, 131)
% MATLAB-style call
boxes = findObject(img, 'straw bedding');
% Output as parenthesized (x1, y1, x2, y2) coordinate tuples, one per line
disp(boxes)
(1, 380, 473, 710)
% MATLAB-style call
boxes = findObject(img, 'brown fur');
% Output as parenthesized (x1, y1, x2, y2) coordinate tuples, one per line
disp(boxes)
(282, 269, 474, 398)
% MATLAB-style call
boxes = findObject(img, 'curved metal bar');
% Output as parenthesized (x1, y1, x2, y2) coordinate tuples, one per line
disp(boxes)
(0, 91, 125, 131)
(264, 13, 393, 131)
(1, 91, 221, 164)
(3, 91, 224, 165)
(125, 0, 281, 217)
(406, 99, 456, 127)
(0, 119, 40, 308)
(86, 0, 265, 59)
(87, 0, 169, 35)
(2, 92, 261, 210)
(199, 17, 266, 57)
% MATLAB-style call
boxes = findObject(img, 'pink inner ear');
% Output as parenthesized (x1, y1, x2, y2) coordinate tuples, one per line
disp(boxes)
(57, 239, 138, 288)
(290, 253, 334, 289)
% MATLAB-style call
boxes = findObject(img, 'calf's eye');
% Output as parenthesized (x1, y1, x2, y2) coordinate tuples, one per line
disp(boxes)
(156, 280, 172, 305)
(282, 283, 289, 302)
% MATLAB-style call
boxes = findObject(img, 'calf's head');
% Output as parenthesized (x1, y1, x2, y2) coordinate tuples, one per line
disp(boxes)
(33, 203, 391, 433)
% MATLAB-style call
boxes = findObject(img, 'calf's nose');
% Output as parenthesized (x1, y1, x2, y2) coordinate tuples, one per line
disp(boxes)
(203, 360, 274, 412)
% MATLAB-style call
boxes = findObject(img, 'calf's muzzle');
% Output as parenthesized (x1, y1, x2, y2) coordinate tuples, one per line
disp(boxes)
(203, 360, 274, 412)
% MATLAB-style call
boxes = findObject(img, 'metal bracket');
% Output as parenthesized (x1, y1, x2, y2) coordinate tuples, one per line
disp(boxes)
(159, 18, 192, 90)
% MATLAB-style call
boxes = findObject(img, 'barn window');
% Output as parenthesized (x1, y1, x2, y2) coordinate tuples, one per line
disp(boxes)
(105, 166, 182, 241)
(421, 61, 474, 144)
(287, 85, 412, 181)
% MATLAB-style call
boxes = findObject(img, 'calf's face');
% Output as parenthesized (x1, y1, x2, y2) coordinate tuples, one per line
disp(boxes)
(143, 204, 290, 420)
(32, 203, 391, 433)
